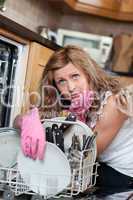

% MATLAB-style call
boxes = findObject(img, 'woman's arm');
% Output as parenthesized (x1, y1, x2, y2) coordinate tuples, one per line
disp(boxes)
(94, 95, 128, 155)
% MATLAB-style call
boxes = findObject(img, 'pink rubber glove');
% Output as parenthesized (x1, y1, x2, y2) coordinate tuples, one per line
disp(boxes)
(21, 107, 46, 160)
(69, 90, 94, 123)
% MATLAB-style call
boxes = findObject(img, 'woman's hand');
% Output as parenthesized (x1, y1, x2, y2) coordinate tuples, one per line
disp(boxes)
(20, 108, 46, 160)
(115, 85, 133, 117)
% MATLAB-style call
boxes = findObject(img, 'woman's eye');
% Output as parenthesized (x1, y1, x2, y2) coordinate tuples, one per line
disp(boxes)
(72, 74, 80, 79)
(57, 79, 66, 85)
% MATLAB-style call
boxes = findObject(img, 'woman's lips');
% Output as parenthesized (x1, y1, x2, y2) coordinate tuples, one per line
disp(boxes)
(71, 91, 81, 99)
(62, 91, 82, 101)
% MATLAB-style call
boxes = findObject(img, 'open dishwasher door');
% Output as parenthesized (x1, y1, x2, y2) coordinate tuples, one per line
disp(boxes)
(0, 35, 28, 127)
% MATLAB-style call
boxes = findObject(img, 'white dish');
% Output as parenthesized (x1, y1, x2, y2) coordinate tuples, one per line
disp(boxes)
(0, 128, 20, 168)
(17, 142, 71, 198)
(44, 117, 97, 158)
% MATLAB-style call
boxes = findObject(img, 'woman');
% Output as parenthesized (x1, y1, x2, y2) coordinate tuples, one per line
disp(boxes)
(17, 45, 133, 189)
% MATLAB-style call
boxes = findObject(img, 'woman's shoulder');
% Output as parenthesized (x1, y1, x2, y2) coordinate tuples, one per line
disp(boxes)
(100, 92, 129, 118)
(96, 93, 128, 129)
(98, 85, 133, 117)
(99, 94, 121, 116)
(96, 90, 116, 119)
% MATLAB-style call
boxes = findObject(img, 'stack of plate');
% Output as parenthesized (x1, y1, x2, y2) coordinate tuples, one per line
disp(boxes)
(17, 142, 71, 198)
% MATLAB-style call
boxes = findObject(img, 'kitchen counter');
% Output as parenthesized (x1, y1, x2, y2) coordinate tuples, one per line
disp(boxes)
(0, 14, 61, 51)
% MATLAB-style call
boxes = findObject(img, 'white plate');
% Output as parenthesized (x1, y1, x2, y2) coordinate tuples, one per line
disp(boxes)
(44, 117, 97, 158)
(0, 128, 20, 168)
(17, 142, 71, 198)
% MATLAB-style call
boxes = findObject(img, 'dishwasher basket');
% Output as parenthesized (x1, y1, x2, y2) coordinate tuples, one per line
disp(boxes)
(0, 118, 99, 199)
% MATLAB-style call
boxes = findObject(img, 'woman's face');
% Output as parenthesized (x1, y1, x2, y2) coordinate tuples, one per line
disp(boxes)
(53, 62, 90, 98)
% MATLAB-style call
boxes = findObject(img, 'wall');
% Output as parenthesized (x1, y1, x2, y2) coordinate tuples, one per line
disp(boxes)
(1, 0, 133, 37)
(58, 12, 133, 37)
(0, 0, 61, 33)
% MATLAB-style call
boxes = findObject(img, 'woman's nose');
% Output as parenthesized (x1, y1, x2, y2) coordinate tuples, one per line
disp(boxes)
(67, 80, 76, 93)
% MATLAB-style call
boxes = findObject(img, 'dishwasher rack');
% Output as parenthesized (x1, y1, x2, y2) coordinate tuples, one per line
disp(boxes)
(0, 118, 99, 200)
(0, 162, 98, 200)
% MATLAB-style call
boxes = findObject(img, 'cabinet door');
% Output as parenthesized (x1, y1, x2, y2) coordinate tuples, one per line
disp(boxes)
(77, 0, 120, 11)
(64, 0, 133, 21)
(24, 42, 54, 111)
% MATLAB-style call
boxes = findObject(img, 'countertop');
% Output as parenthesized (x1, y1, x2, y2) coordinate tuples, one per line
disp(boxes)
(0, 14, 61, 51)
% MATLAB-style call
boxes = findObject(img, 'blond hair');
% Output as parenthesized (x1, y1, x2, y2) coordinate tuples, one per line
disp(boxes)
(40, 45, 121, 117)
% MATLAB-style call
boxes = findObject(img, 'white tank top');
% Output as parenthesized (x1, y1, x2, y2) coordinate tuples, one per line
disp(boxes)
(95, 91, 133, 177)
(99, 117, 133, 177)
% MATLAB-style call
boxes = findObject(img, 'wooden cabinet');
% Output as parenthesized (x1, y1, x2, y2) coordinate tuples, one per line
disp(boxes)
(24, 42, 54, 111)
(62, 0, 133, 21)
(77, 0, 120, 11)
